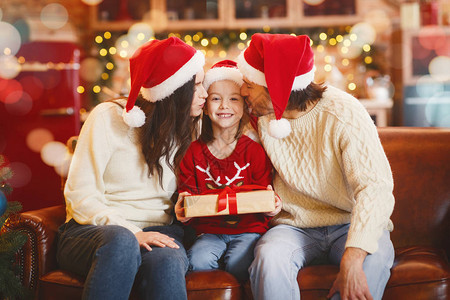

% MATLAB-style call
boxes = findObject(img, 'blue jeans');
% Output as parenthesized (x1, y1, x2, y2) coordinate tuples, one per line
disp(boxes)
(249, 224, 394, 300)
(57, 219, 189, 300)
(188, 232, 261, 282)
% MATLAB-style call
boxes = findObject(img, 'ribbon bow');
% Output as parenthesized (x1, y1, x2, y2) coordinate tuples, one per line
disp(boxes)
(201, 184, 267, 215)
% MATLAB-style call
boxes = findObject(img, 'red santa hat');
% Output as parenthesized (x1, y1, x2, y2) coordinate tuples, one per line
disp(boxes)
(123, 37, 205, 127)
(203, 59, 243, 91)
(237, 33, 315, 138)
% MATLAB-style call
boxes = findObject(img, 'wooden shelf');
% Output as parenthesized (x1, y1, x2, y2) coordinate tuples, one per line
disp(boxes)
(89, 0, 364, 32)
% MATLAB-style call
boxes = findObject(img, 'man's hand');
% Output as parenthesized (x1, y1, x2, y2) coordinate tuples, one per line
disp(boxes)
(264, 185, 282, 217)
(327, 247, 372, 300)
(135, 231, 179, 252)
(174, 191, 192, 223)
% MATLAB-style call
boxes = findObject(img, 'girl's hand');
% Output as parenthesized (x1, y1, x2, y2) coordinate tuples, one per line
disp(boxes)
(175, 191, 192, 223)
(265, 185, 282, 217)
(135, 231, 179, 251)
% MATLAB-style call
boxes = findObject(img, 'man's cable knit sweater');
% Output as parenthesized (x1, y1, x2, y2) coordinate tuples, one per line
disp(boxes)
(64, 100, 175, 234)
(258, 86, 394, 254)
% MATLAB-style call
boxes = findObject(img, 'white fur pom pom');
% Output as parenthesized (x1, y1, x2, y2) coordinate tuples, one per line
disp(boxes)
(268, 118, 291, 139)
(122, 106, 146, 127)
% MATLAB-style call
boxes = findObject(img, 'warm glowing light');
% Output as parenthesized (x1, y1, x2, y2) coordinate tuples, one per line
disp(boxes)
(263, 26, 270, 32)
(106, 62, 114, 70)
(93, 85, 101, 93)
(342, 59, 350, 66)
(77, 86, 85, 93)
(238, 43, 245, 50)
(316, 45, 324, 52)
(348, 83, 356, 90)
(324, 64, 332, 72)
(347, 73, 354, 80)
(186, 41, 193, 46)
(109, 47, 117, 55)
(201, 38, 209, 47)
(193, 34, 200, 42)
(206, 50, 214, 57)
(336, 35, 344, 43)
(324, 55, 332, 63)
(363, 44, 371, 52)
(95, 35, 103, 43)
(26, 128, 54, 152)
(104, 31, 111, 39)
(319, 33, 327, 40)
(240, 32, 247, 40)
(364, 56, 373, 64)
(211, 37, 218, 45)
(101, 73, 109, 80)
(184, 35, 192, 42)
(329, 38, 337, 46)
(219, 50, 227, 58)
(99, 49, 107, 56)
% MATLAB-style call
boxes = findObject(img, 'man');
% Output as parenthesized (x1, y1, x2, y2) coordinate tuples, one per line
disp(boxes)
(237, 33, 395, 300)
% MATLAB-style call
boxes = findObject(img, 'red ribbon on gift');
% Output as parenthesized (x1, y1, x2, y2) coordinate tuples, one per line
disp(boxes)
(200, 185, 268, 215)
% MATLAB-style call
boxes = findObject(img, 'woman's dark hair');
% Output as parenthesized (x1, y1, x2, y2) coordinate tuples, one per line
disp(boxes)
(286, 82, 327, 111)
(136, 76, 199, 186)
(199, 96, 249, 144)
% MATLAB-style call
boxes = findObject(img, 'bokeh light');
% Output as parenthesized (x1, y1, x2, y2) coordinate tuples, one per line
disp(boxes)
(8, 162, 32, 188)
(429, 56, 450, 82)
(415, 77, 444, 98)
(5, 91, 33, 116)
(26, 128, 54, 153)
(0, 21, 21, 56)
(350, 22, 376, 45)
(79, 57, 103, 82)
(304, 0, 325, 5)
(40, 141, 67, 167)
(128, 23, 154, 47)
(0, 78, 23, 104)
(0, 55, 21, 79)
(424, 91, 450, 127)
(81, 0, 104, 5)
(40, 3, 69, 30)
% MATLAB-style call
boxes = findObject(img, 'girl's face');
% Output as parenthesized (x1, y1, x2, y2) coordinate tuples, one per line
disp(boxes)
(205, 80, 244, 133)
(190, 69, 208, 117)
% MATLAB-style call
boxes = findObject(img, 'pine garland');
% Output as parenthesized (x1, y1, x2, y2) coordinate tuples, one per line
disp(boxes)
(0, 155, 29, 299)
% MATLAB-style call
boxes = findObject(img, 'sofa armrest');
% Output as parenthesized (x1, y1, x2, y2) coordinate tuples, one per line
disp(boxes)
(2, 205, 66, 292)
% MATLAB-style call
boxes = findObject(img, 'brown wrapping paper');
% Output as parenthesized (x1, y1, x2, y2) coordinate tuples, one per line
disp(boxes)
(184, 190, 275, 218)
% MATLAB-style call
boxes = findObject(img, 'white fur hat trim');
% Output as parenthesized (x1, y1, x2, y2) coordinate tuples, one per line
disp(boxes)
(237, 51, 267, 87)
(268, 118, 292, 139)
(203, 67, 243, 91)
(140, 50, 205, 102)
(122, 106, 146, 127)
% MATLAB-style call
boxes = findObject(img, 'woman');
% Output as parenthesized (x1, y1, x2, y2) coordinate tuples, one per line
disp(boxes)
(56, 37, 207, 300)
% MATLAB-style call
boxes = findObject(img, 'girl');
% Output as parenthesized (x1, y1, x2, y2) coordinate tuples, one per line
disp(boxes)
(57, 37, 207, 300)
(175, 60, 281, 282)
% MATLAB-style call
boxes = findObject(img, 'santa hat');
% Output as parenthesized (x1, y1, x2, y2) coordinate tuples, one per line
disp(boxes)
(123, 37, 205, 127)
(237, 33, 315, 138)
(203, 60, 243, 91)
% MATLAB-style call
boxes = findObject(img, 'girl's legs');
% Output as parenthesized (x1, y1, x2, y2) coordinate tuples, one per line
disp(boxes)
(223, 233, 261, 282)
(187, 233, 227, 271)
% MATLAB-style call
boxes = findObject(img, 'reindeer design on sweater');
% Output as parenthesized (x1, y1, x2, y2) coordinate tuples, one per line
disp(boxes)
(195, 162, 250, 227)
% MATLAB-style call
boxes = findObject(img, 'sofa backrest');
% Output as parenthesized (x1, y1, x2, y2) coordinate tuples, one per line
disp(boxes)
(378, 127, 450, 258)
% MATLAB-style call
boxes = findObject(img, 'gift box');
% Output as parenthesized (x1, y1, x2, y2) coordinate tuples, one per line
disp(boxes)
(184, 188, 275, 218)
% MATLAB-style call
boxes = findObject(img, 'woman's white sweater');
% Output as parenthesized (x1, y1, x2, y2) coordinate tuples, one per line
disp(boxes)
(64, 100, 175, 234)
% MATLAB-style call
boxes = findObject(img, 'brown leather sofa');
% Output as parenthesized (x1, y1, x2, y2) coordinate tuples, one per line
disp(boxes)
(2, 127, 450, 299)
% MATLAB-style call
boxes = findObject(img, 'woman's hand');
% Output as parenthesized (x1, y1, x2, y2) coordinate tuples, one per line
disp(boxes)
(135, 231, 179, 251)
(174, 191, 192, 223)
(265, 185, 282, 217)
